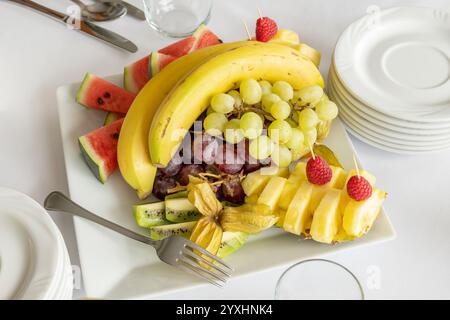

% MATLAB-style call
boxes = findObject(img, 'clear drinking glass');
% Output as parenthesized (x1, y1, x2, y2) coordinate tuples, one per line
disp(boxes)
(143, 0, 213, 38)
(275, 259, 365, 300)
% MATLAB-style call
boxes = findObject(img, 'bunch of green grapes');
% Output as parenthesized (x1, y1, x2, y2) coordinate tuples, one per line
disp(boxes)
(202, 78, 339, 168)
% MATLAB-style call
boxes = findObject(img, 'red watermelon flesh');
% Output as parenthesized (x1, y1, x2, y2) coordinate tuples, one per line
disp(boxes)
(122, 25, 221, 94)
(124, 56, 149, 94)
(148, 52, 178, 79)
(158, 36, 196, 57)
(79, 118, 124, 183)
(76, 73, 136, 113)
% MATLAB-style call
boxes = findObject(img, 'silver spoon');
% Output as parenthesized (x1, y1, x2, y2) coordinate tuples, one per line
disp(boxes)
(70, 0, 127, 22)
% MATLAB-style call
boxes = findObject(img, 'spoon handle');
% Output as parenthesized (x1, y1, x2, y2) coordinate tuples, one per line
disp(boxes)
(8, 0, 69, 21)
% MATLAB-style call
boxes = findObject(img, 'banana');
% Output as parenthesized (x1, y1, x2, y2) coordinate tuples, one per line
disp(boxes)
(149, 42, 324, 166)
(118, 41, 256, 198)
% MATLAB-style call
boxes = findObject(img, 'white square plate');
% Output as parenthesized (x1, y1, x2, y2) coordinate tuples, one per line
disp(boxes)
(56, 75, 396, 299)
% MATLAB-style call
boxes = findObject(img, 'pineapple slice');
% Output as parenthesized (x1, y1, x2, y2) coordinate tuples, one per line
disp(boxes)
(274, 208, 286, 228)
(283, 181, 314, 235)
(290, 162, 307, 179)
(343, 187, 386, 238)
(244, 194, 259, 204)
(257, 176, 287, 211)
(278, 174, 304, 210)
(310, 188, 345, 244)
(241, 167, 289, 196)
(309, 166, 347, 214)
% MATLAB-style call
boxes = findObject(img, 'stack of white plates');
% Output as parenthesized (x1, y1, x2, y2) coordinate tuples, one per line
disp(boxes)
(328, 6, 450, 154)
(0, 188, 73, 300)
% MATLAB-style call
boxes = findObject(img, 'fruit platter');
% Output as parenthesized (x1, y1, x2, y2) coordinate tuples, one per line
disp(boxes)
(56, 18, 395, 298)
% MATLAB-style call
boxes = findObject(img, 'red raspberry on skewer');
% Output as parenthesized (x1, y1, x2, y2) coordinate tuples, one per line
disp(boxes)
(306, 156, 332, 185)
(347, 175, 372, 201)
(256, 16, 278, 42)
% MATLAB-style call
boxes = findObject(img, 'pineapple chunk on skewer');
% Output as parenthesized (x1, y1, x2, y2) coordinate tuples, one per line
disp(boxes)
(310, 188, 346, 244)
(257, 176, 287, 211)
(343, 187, 386, 238)
(278, 174, 304, 210)
(242, 167, 288, 196)
(283, 181, 314, 235)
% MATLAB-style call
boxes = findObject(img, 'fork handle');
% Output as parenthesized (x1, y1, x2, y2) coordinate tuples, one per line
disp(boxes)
(44, 191, 158, 247)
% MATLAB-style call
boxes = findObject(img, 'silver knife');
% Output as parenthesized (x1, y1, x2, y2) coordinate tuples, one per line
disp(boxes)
(7, 0, 138, 53)
(121, 1, 146, 20)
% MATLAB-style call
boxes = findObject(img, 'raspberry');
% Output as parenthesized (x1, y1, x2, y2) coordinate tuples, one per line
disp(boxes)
(347, 176, 372, 201)
(256, 17, 278, 42)
(306, 156, 332, 185)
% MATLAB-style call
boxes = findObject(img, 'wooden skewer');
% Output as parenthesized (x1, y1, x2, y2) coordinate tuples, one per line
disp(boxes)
(309, 143, 315, 160)
(242, 19, 252, 40)
(257, 7, 263, 19)
(352, 154, 360, 178)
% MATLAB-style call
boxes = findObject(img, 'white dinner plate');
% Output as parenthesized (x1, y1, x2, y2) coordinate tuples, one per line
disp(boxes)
(329, 67, 450, 134)
(56, 75, 396, 299)
(0, 188, 62, 300)
(328, 80, 450, 146)
(334, 6, 450, 122)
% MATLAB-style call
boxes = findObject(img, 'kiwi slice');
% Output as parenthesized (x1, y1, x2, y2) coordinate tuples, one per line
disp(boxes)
(165, 198, 201, 223)
(148, 221, 197, 240)
(133, 201, 167, 228)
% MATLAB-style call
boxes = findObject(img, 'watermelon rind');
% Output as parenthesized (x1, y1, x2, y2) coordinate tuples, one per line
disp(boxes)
(104, 112, 123, 126)
(76, 73, 94, 107)
(123, 65, 135, 94)
(79, 136, 108, 183)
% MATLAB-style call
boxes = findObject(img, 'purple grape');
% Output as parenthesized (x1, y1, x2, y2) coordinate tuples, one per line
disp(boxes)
(192, 133, 219, 164)
(153, 176, 177, 200)
(177, 164, 205, 186)
(221, 175, 245, 204)
(214, 143, 244, 174)
(158, 153, 182, 177)
(244, 163, 261, 174)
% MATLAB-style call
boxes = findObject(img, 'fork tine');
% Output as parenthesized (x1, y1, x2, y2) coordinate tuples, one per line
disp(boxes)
(185, 241, 234, 272)
(179, 255, 228, 284)
(182, 248, 232, 278)
(177, 261, 223, 288)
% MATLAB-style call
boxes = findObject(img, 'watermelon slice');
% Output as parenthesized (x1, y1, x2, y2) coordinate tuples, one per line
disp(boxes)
(123, 56, 149, 95)
(148, 52, 178, 79)
(104, 112, 124, 126)
(76, 73, 136, 114)
(123, 25, 221, 94)
(79, 118, 124, 183)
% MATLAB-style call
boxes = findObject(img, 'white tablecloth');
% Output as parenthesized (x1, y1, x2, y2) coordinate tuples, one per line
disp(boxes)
(1, 0, 449, 299)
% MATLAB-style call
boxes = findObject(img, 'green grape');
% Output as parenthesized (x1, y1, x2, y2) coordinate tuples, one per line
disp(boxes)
(249, 135, 274, 160)
(297, 85, 324, 106)
(315, 100, 338, 121)
(261, 93, 281, 113)
(211, 93, 235, 114)
(228, 89, 243, 109)
(206, 106, 215, 115)
(272, 81, 294, 101)
(270, 100, 291, 120)
(203, 112, 228, 136)
(271, 145, 292, 168)
(268, 119, 292, 144)
(298, 108, 319, 130)
(258, 80, 272, 95)
(303, 127, 317, 146)
(285, 128, 305, 150)
(240, 112, 263, 139)
(240, 79, 262, 104)
(224, 119, 245, 144)
(291, 90, 302, 104)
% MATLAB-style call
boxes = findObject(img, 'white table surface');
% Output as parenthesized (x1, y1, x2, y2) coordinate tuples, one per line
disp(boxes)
(1, 0, 449, 300)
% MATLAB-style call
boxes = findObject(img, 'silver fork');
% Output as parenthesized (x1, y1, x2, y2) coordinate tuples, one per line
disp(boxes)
(44, 191, 233, 287)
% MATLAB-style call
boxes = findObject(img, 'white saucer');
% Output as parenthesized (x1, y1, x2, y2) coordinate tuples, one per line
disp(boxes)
(0, 188, 62, 300)
(330, 63, 450, 130)
(328, 80, 450, 145)
(334, 6, 450, 122)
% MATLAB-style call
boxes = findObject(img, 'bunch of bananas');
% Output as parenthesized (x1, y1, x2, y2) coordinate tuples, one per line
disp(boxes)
(118, 40, 324, 198)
